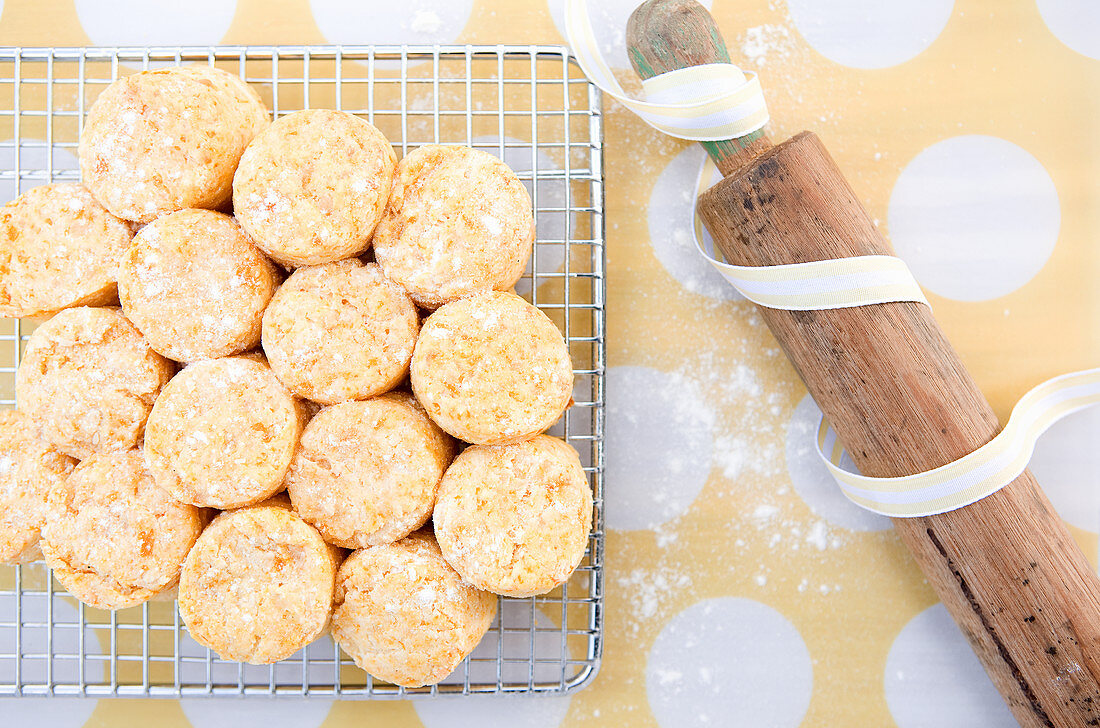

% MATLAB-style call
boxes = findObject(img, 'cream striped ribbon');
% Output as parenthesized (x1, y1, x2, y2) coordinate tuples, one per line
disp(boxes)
(566, 0, 1100, 518)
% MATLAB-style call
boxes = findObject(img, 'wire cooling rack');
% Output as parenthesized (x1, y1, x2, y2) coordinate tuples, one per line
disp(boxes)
(0, 45, 604, 698)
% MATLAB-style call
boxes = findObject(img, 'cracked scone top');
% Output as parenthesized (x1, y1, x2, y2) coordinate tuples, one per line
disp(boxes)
(411, 290, 573, 445)
(79, 66, 268, 223)
(144, 356, 306, 509)
(330, 530, 496, 687)
(434, 436, 592, 598)
(373, 145, 535, 308)
(0, 184, 133, 318)
(233, 109, 397, 267)
(261, 260, 418, 404)
(178, 497, 340, 665)
(286, 393, 455, 549)
(39, 450, 206, 610)
(119, 209, 278, 362)
(16, 306, 175, 459)
(0, 410, 77, 564)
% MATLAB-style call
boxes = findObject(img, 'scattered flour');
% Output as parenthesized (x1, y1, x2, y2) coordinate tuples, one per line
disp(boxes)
(410, 10, 442, 35)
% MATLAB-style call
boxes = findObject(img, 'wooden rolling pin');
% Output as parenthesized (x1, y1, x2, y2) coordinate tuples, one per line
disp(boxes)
(627, 2, 1100, 726)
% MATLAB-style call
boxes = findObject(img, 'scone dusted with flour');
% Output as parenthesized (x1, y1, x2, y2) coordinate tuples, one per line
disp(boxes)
(330, 530, 497, 688)
(233, 109, 397, 267)
(144, 356, 306, 510)
(373, 144, 535, 308)
(178, 496, 341, 664)
(15, 306, 174, 460)
(79, 65, 269, 223)
(434, 435, 592, 598)
(286, 392, 455, 549)
(40, 450, 207, 610)
(0, 184, 133, 318)
(119, 209, 278, 363)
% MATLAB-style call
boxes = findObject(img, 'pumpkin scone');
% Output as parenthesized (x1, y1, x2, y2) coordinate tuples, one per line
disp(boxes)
(15, 306, 174, 459)
(286, 393, 455, 549)
(0, 409, 77, 564)
(79, 66, 268, 223)
(433, 436, 592, 598)
(373, 145, 534, 308)
(330, 530, 497, 687)
(144, 356, 305, 509)
(177, 497, 340, 664)
(0, 184, 133, 318)
(233, 109, 396, 267)
(39, 450, 206, 610)
(410, 291, 573, 445)
(119, 209, 278, 362)
(261, 259, 418, 405)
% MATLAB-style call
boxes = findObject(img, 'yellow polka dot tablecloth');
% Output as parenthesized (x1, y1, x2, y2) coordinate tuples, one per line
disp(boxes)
(2, 0, 1100, 726)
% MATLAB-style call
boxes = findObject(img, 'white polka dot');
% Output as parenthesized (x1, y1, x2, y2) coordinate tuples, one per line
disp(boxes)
(889, 135, 1060, 301)
(1037, 0, 1100, 59)
(547, 0, 713, 71)
(886, 604, 1017, 727)
(75, 0, 236, 45)
(647, 598, 812, 728)
(648, 146, 741, 301)
(1028, 406, 1100, 534)
(605, 365, 715, 531)
(785, 395, 893, 532)
(0, 585, 103, 688)
(470, 136, 569, 297)
(182, 698, 332, 728)
(787, 0, 954, 69)
(0, 145, 80, 205)
(416, 695, 570, 728)
(0, 698, 96, 726)
(311, 0, 474, 46)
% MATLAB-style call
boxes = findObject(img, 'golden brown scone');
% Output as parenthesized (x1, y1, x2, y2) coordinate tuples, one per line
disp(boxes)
(233, 109, 396, 267)
(0, 409, 77, 564)
(410, 291, 573, 445)
(261, 260, 418, 404)
(39, 450, 207, 610)
(286, 393, 455, 549)
(79, 66, 268, 223)
(0, 184, 133, 318)
(373, 145, 535, 308)
(15, 306, 175, 459)
(177, 499, 339, 664)
(331, 531, 497, 687)
(144, 356, 305, 509)
(118, 209, 278, 362)
(433, 436, 592, 597)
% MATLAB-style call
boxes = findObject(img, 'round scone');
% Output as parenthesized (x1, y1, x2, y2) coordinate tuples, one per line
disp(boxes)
(262, 260, 418, 404)
(39, 450, 206, 610)
(0, 410, 77, 564)
(79, 66, 268, 223)
(119, 209, 278, 362)
(331, 530, 497, 687)
(178, 497, 340, 664)
(233, 109, 397, 267)
(373, 145, 534, 308)
(410, 291, 573, 445)
(286, 393, 455, 549)
(434, 436, 591, 597)
(144, 356, 305, 509)
(16, 306, 175, 459)
(0, 184, 133, 318)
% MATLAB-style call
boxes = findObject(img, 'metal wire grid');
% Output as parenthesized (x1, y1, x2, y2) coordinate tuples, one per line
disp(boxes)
(0, 45, 604, 698)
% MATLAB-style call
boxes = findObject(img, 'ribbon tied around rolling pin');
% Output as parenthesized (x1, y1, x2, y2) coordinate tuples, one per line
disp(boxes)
(565, 0, 1100, 518)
